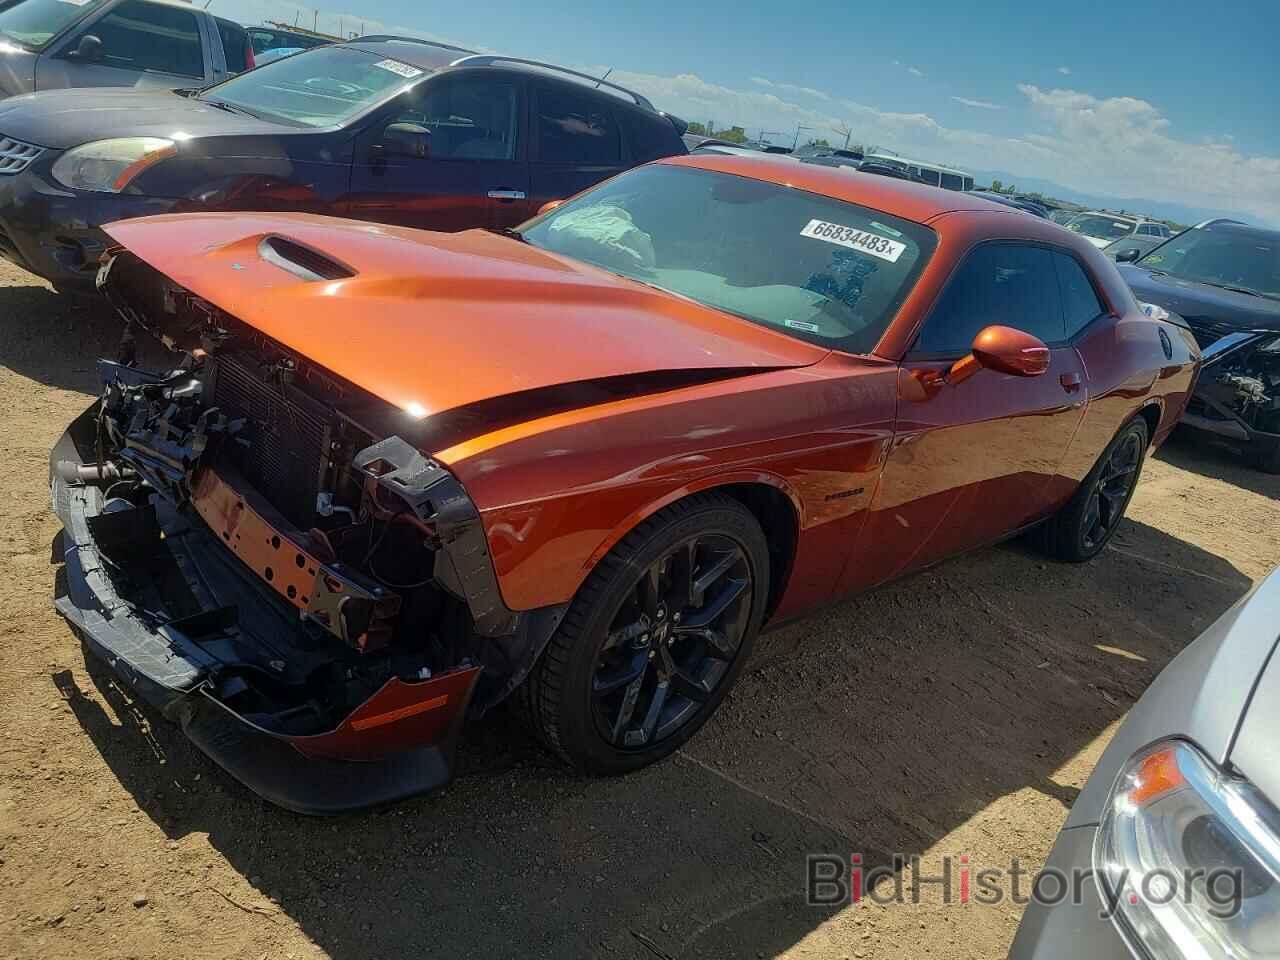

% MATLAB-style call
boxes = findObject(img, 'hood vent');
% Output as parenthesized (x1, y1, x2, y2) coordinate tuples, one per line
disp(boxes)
(258, 236, 356, 282)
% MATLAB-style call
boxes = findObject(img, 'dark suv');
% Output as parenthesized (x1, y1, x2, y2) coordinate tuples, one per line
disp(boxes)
(0, 36, 687, 289)
(1118, 218, 1280, 471)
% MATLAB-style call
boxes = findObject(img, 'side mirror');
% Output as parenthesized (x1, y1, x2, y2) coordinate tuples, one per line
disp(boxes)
(380, 122, 429, 159)
(537, 199, 565, 217)
(968, 325, 1050, 377)
(905, 325, 1051, 400)
(66, 34, 104, 62)
(1114, 247, 1142, 263)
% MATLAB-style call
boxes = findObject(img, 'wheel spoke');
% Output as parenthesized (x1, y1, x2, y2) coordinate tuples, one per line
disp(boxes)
(679, 577, 748, 630)
(674, 625, 736, 659)
(592, 654, 647, 697)
(669, 666, 713, 701)
(602, 618, 647, 653)
(638, 560, 663, 620)
(691, 548, 741, 606)
(1082, 494, 1102, 545)
(627, 678, 669, 747)
(667, 540, 697, 612)
(610, 671, 647, 743)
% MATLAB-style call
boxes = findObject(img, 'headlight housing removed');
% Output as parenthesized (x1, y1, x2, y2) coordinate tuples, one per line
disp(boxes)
(1096, 739, 1280, 958)
(51, 138, 176, 193)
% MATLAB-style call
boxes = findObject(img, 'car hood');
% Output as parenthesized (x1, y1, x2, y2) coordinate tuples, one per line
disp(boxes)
(0, 88, 288, 149)
(1119, 264, 1280, 333)
(1083, 235, 1113, 249)
(102, 212, 827, 419)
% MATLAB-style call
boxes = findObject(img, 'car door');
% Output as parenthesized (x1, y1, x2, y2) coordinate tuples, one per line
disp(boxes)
(37, 0, 211, 91)
(346, 71, 530, 232)
(846, 242, 1089, 590)
(528, 82, 628, 211)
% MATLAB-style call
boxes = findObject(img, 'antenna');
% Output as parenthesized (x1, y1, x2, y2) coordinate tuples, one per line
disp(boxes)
(595, 67, 612, 89)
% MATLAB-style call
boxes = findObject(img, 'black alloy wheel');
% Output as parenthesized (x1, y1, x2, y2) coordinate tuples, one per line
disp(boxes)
(1038, 417, 1149, 562)
(521, 493, 769, 774)
(590, 533, 752, 750)
(1081, 429, 1144, 551)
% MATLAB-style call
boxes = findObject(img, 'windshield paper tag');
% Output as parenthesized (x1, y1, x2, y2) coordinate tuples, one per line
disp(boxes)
(374, 59, 424, 79)
(800, 219, 906, 263)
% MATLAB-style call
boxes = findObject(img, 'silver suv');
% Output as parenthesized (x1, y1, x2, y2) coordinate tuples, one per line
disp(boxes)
(0, 0, 252, 98)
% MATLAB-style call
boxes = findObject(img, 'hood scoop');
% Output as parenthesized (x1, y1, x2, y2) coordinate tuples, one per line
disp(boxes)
(258, 236, 356, 283)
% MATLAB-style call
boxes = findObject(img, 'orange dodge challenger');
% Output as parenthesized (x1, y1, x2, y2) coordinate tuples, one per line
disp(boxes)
(50, 154, 1199, 813)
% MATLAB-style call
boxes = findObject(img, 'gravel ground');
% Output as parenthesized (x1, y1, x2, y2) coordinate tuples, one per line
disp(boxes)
(2, 258, 1277, 960)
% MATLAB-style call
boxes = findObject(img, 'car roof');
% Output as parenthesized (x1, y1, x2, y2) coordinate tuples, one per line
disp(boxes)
(663, 152, 1004, 223)
(1202, 220, 1280, 241)
(342, 37, 476, 72)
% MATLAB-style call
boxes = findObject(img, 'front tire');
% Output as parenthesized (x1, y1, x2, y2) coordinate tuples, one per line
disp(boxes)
(1038, 417, 1149, 562)
(522, 493, 769, 775)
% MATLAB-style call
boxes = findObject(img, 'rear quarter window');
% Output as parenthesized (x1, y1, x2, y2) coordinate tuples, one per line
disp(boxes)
(215, 18, 248, 73)
(623, 111, 684, 163)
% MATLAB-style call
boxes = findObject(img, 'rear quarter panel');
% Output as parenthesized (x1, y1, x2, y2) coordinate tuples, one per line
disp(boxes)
(436, 356, 899, 618)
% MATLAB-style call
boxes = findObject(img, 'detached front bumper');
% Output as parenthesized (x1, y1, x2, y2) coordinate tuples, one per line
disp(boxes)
(50, 406, 480, 815)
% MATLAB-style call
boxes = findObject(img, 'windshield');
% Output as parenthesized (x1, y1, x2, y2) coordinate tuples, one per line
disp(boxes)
(1138, 227, 1280, 298)
(0, 0, 104, 49)
(198, 46, 429, 128)
(522, 164, 937, 354)
(1066, 214, 1135, 241)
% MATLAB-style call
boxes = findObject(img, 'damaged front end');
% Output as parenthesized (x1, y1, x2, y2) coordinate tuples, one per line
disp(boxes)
(1182, 330, 1280, 469)
(50, 252, 564, 814)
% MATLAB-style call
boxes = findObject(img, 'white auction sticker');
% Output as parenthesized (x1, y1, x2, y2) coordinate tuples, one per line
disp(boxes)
(799, 219, 906, 263)
(374, 59, 424, 79)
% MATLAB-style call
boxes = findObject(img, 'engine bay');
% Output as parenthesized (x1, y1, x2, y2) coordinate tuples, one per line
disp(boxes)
(1201, 334, 1280, 435)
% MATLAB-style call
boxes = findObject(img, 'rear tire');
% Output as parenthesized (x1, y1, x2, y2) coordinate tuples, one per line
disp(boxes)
(1038, 418, 1149, 562)
(521, 493, 768, 775)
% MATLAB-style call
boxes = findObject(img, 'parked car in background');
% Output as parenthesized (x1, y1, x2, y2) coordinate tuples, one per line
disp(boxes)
(864, 152, 974, 190)
(246, 25, 330, 56)
(1066, 211, 1171, 249)
(1012, 563, 1280, 960)
(1049, 208, 1080, 225)
(969, 190, 1050, 217)
(0, 0, 253, 98)
(0, 36, 687, 290)
(1103, 233, 1165, 262)
(1118, 218, 1280, 471)
(802, 147, 864, 170)
(50, 154, 1197, 811)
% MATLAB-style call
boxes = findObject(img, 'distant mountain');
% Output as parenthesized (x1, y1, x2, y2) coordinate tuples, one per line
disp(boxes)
(968, 168, 1258, 228)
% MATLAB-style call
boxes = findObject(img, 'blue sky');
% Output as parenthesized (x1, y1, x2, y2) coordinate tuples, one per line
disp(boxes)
(213, 0, 1280, 223)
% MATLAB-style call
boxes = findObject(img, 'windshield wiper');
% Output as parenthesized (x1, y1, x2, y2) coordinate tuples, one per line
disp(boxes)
(1199, 281, 1280, 302)
(199, 98, 262, 120)
(491, 227, 527, 244)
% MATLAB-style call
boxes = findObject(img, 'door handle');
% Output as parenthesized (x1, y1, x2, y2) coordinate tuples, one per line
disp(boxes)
(1060, 372, 1082, 393)
(487, 189, 526, 201)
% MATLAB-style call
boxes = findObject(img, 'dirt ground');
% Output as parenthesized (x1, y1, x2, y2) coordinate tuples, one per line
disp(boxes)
(1, 257, 1278, 960)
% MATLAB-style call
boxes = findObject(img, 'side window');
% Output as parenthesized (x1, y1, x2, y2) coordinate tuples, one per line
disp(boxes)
(1054, 252, 1106, 337)
(392, 78, 518, 161)
(87, 0, 204, 78)
(624, 111, 680, 163)
(535, 87, 620, 164)
(914, 244, 1064, 355)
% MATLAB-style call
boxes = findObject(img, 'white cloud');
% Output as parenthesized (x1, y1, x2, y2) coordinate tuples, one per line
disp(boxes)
(907, 66, 925, 77)
(750, 76, 831, 102)
(596, 66, 1279, 223)
(1057, 66, 1072, 75)
(951, 96, 1005, 110)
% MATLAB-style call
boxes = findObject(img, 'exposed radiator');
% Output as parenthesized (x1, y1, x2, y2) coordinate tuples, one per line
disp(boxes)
(209, 353, 333, 529)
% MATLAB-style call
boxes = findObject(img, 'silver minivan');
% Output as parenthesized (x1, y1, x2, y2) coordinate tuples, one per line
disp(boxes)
(0, 0, 251, 98)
